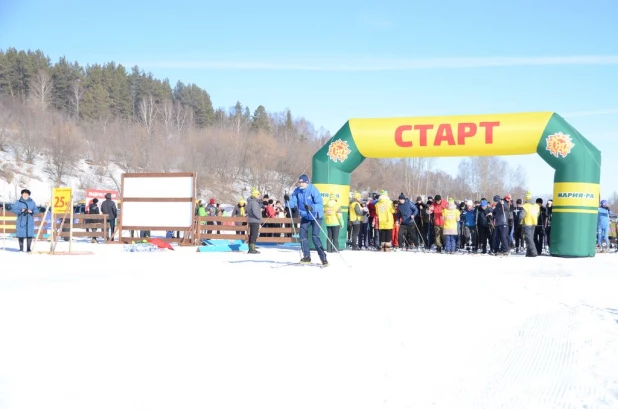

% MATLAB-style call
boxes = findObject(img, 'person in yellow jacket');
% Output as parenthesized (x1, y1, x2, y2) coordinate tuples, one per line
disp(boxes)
(373, 190, 395, 251)
(519, 191, 540, 257)
(324, 193, 345, 252)
(348, 191, 364, 250)
(442, 198, 460, 254)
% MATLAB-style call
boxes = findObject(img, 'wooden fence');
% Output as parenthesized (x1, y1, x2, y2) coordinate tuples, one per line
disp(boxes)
(0, 213, 109, 241)
(196, 216, 301, 244)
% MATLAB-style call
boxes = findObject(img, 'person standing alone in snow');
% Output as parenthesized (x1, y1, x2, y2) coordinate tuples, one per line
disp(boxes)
(285, 174, 328, 265)
(12, 189, 39, 252)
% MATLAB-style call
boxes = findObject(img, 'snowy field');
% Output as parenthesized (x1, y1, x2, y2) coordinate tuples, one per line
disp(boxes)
(1, 239, 618, 409)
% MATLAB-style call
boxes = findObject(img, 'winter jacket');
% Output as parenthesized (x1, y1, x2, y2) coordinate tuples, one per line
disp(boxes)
(87, 202, 100, 224)
(367, 201, 376, 218)
(463, 208, 476, 227)
(324, 199, 344, 227)
(232, 204, 246, 218)
(598, 206, 611, 229)
(205, 204, 217, 217)
(348, 198, 362, 225)
(247, 196, 262, 224)
(286, 183, 324, 220)
(443, 204, 459, 235)
(475, 206, 491, 228)
(374, 195, 395, 230)
(12, 198, 39, 238)
(512, 206, 523, 226)
(397, 199, 418, 226)
(520, 202, 539, 226)
(100, 198, 117, 220)
(492, 200, 509, 227)
(432, 200, 447, 226)
(414, 202, 425, 226)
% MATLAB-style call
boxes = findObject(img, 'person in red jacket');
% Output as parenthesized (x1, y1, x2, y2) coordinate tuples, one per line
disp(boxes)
(367, 194, 378, 248)
(392, 201, 400, 248)
(432, 195, 447, 253)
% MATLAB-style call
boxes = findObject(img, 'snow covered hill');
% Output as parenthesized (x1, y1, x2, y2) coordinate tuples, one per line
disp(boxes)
(0, 242, 617, 409)
(0, 148, 123, 205)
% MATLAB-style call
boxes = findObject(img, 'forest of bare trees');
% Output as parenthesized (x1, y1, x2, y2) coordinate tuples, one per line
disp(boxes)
(0, 47, 538, 203)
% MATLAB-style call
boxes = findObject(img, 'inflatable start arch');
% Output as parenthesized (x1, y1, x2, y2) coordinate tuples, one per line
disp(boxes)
(312, 112, 601, 257)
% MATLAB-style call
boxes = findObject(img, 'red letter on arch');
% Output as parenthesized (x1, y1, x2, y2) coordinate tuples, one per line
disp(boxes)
(457, 122, 477, 144)
(479, 121, 500, 144)
(395, 125, 413, 147)
(434, 124, 456, 146)
(414, 124, 433, 146)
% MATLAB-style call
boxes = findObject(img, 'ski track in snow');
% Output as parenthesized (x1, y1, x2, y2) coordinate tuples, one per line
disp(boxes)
(0, 243, 617, 409)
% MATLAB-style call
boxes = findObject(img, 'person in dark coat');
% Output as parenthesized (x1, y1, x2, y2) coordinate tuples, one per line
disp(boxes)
(246, 188, 262, 254)
(396, 193, 418, 249)
(491, 195, 510, 255)
(475, 200, 492, 254)
(88, 198, 100, 243)
(12, 189, 40, 252)
(100, 193, 118, 241)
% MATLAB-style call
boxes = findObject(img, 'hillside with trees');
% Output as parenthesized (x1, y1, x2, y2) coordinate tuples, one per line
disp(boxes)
(0, 47, 533, 202)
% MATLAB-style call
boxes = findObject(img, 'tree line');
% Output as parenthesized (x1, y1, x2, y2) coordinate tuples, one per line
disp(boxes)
(0, 47, 545, 204)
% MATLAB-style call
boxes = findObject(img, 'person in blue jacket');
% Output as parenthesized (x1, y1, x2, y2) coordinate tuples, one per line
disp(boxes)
(284, 174, 328, 265)
(597, 199, 614, 252)
(11, 188, 40, 252)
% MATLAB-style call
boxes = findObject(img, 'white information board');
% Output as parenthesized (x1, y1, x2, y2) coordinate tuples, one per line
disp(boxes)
(120, 173, 196, 230)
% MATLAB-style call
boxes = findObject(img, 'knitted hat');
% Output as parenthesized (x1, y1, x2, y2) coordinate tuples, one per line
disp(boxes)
(416, 196, 423, 201)
(448, 198, 455, 204)
(239, 198, 246, 204)
(525, 191, 532, 200)
(21, 189, 31, 196)
(298, 174, 309, 183)
(354, 192, 362, 199)
(434, 195, 441, 201)
(209, 198, 216, 205)
(504, 194, 511, 201)
(380, 190, 388, 196)
(516, 199, 522, 204)
(493, 195, 501, 203)
(398, 192, 406, 200)
(251, 188, 260, 197)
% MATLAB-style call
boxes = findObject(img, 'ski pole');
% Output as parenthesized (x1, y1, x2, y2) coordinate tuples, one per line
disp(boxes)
(308, 210, 350, 267)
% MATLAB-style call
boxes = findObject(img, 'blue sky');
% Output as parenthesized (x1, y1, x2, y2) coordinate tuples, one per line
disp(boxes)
(1, 0, 617, 197)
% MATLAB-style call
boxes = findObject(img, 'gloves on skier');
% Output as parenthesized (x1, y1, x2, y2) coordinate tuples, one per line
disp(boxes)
(284, 194, 290, 202)
(305, 205, 313, 212)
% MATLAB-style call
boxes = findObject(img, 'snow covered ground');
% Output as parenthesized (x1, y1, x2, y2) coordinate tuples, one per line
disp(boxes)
(1, 239, 617, 409)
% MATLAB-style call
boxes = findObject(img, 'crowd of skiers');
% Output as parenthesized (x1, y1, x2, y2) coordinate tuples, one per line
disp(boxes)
(346, 191, 615, 256)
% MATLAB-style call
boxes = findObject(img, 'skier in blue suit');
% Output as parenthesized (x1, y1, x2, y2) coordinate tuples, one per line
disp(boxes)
(284, 174, 328, 266)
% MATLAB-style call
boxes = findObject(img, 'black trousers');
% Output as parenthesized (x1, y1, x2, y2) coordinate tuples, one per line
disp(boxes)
(477, 226, 490, 253)
(523, 225, 537, 256)
(349, 223, 360, 249)
(514, 225, 523, 248)
(493, 225, 510, 253)
(18, 237, 33, 251)
(398, 224, 414, 248)
(248, 222, 260, 244)
(327, 225, 340, 252)
(534, 226, 544, 254)
(379, 229, 392, 244)
(107, 219, 116, 240)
